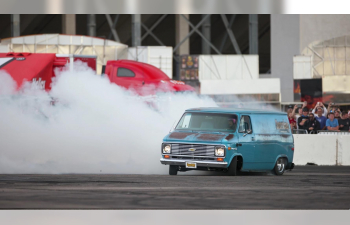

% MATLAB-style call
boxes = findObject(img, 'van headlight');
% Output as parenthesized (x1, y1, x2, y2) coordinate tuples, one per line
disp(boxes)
(163, 144, 171, 154)
(215, 146, 225, 156)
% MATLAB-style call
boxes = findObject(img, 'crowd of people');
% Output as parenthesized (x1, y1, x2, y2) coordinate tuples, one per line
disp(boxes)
(287, 102, 350, 133)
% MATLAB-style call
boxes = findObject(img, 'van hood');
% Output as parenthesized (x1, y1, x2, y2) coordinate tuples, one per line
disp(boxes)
(163, 131, 235, 144)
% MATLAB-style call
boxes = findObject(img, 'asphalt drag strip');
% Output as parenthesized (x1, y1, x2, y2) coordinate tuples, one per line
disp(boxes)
(0, 166, 349, 209)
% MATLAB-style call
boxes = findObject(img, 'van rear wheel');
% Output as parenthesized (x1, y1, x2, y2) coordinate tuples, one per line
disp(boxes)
(228, 156, 237, 176)
(169, 165, 178, 175)
(273, 158, 286, 175)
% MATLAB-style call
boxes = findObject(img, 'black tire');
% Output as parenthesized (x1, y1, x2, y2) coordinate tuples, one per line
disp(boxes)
(228, 156, 237, 176)
(273, 158, 286, 175)
(169, 165, 178, 175)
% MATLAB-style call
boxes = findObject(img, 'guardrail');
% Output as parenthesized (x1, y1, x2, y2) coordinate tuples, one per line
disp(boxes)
(292, 129, 350, 135)
(292, 129, 307, 134)
(317, 130, 350, 135)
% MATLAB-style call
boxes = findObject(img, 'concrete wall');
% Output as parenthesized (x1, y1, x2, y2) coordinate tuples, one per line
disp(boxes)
(200, 79, 280, 95)
(271, 15, 300, 102)
(199, 55, 259, 80)
(300, 15, 350, 52)
(293, 134, 350, 166)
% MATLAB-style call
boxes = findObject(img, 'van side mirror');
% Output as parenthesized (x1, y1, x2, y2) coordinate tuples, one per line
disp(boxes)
(243, 129, 252, 137)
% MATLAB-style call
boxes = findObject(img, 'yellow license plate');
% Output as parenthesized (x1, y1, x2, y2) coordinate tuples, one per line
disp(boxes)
(186, 162, 197, 168)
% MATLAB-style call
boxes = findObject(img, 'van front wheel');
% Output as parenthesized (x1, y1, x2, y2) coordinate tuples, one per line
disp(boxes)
(169, 165, 178, 175)
(273, 158, 286, 175)
(228, 156, 237, 176)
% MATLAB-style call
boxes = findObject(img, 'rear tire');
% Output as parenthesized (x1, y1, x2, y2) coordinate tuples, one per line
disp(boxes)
(228, 156, 237, 176)
(169, 165, 178, 175)
(273, 158, 286, 175)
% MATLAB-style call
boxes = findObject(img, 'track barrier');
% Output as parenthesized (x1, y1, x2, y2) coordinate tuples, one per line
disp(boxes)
(293, 132, 350, 166)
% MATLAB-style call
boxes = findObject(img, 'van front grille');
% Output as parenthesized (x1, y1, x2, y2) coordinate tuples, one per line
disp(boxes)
(171, 144, 215, 157)
(171, 156, 216, 161)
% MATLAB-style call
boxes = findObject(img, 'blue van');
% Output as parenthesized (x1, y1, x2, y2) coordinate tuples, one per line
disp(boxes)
(160, 108, 294, 175)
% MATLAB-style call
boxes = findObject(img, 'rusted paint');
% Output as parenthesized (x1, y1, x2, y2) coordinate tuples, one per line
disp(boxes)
(169, 132, 194, 139)
(225, 134, 234, 140)
(281, 134, 290, 138)
(169, 132, 229, 141)
(196, 133, 226, 141)
(256, 134, 290, 138)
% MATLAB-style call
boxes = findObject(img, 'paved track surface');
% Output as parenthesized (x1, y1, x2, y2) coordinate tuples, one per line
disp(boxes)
(1, 166, 350, 209)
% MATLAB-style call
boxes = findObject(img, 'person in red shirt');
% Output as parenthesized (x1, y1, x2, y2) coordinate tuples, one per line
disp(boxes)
(288, 112, 297, 131)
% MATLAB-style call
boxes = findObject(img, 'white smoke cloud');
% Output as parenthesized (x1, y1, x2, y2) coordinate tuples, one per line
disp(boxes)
(0, 64, 217, 174)
(0, 70, 17, 95)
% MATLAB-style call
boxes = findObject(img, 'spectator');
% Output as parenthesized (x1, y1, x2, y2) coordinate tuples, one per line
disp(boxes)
(326, 111, 339, 131)
(297, 107, 310, 131)
(295, 102, 306, 129)
(288, 112, 297, 131)
(315, 107, 327, 130)
(295, 107, 303, 129)
(287, 105, 297, 117)
(312, 102, 328, 117)
(338, 111, 350, 131)
(307, 112, 320, 134)
(327, 102, 335, 116)
(334, 110, 341, 120)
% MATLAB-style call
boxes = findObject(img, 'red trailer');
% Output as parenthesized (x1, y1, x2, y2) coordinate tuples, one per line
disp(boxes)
(56, 54, 97, 72)
(0, 52, 66, 91)
(1, 53, 194, 95)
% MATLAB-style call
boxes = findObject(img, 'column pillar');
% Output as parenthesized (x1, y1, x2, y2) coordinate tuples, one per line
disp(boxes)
(87, 14, 96, 36)
(201, 14, 211, 54)
(249, 14, 258, 54)
(132, 14, 141, 46)
(175, 14, 189, 55)
(62, 14, 76, 35)
(11, 14, 20, 37)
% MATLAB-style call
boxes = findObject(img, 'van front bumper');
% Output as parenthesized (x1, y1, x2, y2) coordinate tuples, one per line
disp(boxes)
(160, 158, 228, 168)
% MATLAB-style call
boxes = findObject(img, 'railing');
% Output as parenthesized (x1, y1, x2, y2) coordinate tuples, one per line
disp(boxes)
(292, 130, 350, 135)
(317, 130, 350, 135)
(292, 129, 308, 134)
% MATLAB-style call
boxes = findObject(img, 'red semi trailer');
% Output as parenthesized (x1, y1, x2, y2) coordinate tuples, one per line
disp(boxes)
(0, 52, 194, 95)
(0, 52, 67, 91)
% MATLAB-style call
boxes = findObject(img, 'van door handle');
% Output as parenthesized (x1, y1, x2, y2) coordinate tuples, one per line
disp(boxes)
(236, 143, 242, 147)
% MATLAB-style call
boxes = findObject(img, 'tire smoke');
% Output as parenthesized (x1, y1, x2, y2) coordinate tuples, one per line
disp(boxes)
(0, 65, 217, 174)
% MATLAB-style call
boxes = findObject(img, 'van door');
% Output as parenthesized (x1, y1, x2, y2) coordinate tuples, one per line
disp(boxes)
(249, 114, 276, 170)
(237, 115, 256, 170)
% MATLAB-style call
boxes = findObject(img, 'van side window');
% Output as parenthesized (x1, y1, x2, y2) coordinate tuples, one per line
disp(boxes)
(117, 68, 135, 77)
(239, 115, 252, 133)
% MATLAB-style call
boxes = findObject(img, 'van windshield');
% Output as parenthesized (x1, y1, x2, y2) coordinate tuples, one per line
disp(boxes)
(175, 113, 238, 132)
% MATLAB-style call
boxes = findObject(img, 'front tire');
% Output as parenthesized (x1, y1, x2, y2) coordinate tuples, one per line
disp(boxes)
(228, 156, 237, 176)
(273, 158, 286, 175)
(169, 165, 178, 175)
